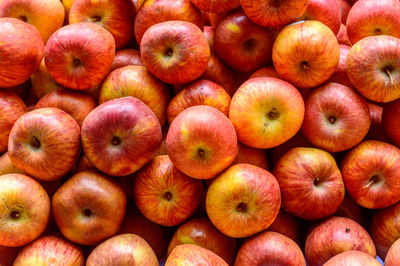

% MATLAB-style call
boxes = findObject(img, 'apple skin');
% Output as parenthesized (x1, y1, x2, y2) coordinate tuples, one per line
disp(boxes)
(44, 22, 115, 90)
(299, 0, 341, 35)
(268, 210, 301, 245)
(133, 155, 203, 226)
(166, 244, 228, 266)
(140, 21, 210, 85)
(323, 250, 381, 266)
(0, 0, 64, 43)
(13, 235, 85, 266)
(367, 103, 388, 141)
(190, 0, 240, 13)
(214, 10, 274, 73)
(249, 66, 279, 79)
(382, 98, 400, 145)
(0, 152, 22, 175)
(336, 24, 352, 46)
(273, 147, 345, 220)
(341, 140, 400, 209)
(0, 88, 27, 153)
(206, 164, 281, 238)
(229, 77, 304, 149)
(99, 65, 170, 126)
(167, 217, 237, 265)
(346, 35, 400, 102)
(52, 170, 127, 245)
(81, 96, 162, 177)
(240, 0, 308, 27)
(110, 49, 143, 71)
(340, 0, 351, 23)
(385, 238, 400, 266)
(235, 231, 306, 266)
(334, 194, 363, 225)
(86, 234, 158, 266)
(0, 174, 50, 247)
(0, 18, 44, 87)
(272, 132, 312, 164)
(167, 79, 231, 124)
(305, 216, 376, 266)
(301, 82, 371, 153)
(0, 245, 22, 266)
(232, 142, 268, 170)
(134, 0, 203, 44)
(30, 59, 64, 100)
(69, 0, 135, 49)
(166, 105, 237, 180)
(272, 20, 340, 89)
(346, 0, 400, 45)
(35, 89, 96, 128)
(328, 44, 352, 87)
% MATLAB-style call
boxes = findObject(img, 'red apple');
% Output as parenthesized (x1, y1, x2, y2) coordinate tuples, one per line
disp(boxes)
(81, 96, 162, 176)
(166, 105, 237, 179)
(0, 173, 50, 247)
(340, 0, 351, 23)
(0, 245, 21, 266)
(74, 153, 94, 173)
(367, 103, 388, 141)
(232, 142, 268, 170)
(44, 22, 115, 90)
(140, 21, 210, 85)
(229, 77, 304, 149)
(190, 0, 240, 13)
(272, 132, 312, 164)
(328, 44, 352, 87)
(166, 244, 228, 266)
(206, 164, 281, 238)
(0, 152, 22, 175)
(268, 211, 301, 245)
(204, 25, 214, 51)
(334, 194, 364, 225)
(110, 49, 142, 71)
(30, 59, 64, 100)
(386, 238, 400, 266)
(382, 98, 400, 145)
(336, 23, 352, 46)
(299, 0, 341, 35)
(323, 250, 381, 266)
(249, 66, 279, 79)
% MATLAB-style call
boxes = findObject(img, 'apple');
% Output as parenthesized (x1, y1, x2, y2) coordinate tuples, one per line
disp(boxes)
(99, 65, 170, 126)
(235, 231, 306, 266)
(156, 125, 169, 156)
(232, 142, 268, 170)
(268, 210, 301, 245)
(334, 194, 363, 225)
(44, 22, 115, 90)
(214, 10, 274, 72)
(0, 18, 43, 88)
(204, 25, 214, 51)
(140, 21, 210, 85)
(272, 20, 340, 89)
(346, 35, 400, 102)
(166, 105, 237, 179)
(301, 82, 371, 152)
(86, 234, 158, 266)
(13, 235, 85, 265)
(167, 79, 231, 124)
(133, 155, 203, 226)
(272, 132, 312, 164)
(305, 216, 376, 266)
(299, 0, 341, 35)
(0, 152, 22, 175)
(0, 88, 27, 153)
(8, 107, 81, 181)
(229, 77, 304, 149)
(206, 163, 281, 238)
(166, 244, 228, 266)
(367, 103, 388, 141)
(69, 0, 135, 49)
(134, 0, 203, 44)
(190, 0, 240, 13)
(240, 0, 308, 27)
(207, 11, 229, 29)
(168, 217, 237, 264)
(323, 250, 381, 266)
(30, 59, 64, 100)
(382, 98, 400, 145)
(52, 170, 127, 245)
(328, 44, 352, 87)
(81, 96, 162, 176)
(110, 49, 142, 71)
(336, 23, 352, 46)
(249, 66, 279, 79)
(0, 245, 21, 266)
(74, 153, 94, 173)
(0, 173, 50, 247)
(346, 0, 400, 45)
(385, 238, 400, 266)
(340, 0, 351, 23)
(341, 140, 400, 209)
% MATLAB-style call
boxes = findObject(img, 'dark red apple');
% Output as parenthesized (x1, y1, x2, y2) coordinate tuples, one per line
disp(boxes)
(299, 0, 341, 35)
(367, 103, 388, 141)
(334, 194, 364, 225)
(272, 132, 312, 164)
(328, 44, 352, 87)
(166, 244, 228, 266)
(340, 0, 351, 23)
(268, 211, 301, 245)
(323, 250, 381, 266)
(382, 98, 400, 145)
(110, 49, 142, 71)
(190, 0, 240, 13)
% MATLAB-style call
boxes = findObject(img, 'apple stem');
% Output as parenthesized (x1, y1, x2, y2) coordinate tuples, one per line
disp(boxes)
(385, 68, 394, 85)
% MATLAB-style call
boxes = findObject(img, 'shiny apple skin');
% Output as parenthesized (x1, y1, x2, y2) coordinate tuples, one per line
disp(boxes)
(334, 194, 363, 225)
(166, 105, 237, 179)
(110, 49, 143, 71)
(166, 244, 228, 266)
(69, 0, 135, 49)
(31, 59, 64, 100)
(273, 147, 345, 220)
(44, 22, 115, 90)
(235, 231, 306, 266)
(341, 140, 400, 209)
(99, 65, 170, 126)
(301, 82, 371, 152)
(87, 234, 158, 266)
(81, 96, 162, 176)
(13, 235, 85, 266)
(323, 250, 381, 266)
(168, 217, 237, 265)
(305, 216, 376, 266)
(8, 108, 80, 181)
(206, 164, 281, 238)
(229, 77, 304, 149)
(52, 170, 127, 245)
(0, 174, 50, 247)
(382, 98, 400, 145)
(0, 88, 27, 153)
(385, 238, 400, 266)
(268, 210, 301, 245)
(232, 142, 268, 170)
(240, 0, 308, 27)
(133, 155, 203, 226)
(0, 245, 21, 265)
(336, 24, 352, 46)
(272, 20, 340, 89)
(346, 0, 400, 44)
(214, 10, 274, 72)
(328, 44, 352, 87)
(0, 18, 44, 87)
(167, 79, 231, 124)
(134, 0, 203, 44)
(346, 35, 400, 102)
(190, 0, 240, 13)
(0, 152, 22, 175)
(35, 89, 96, 128)
(299, 0, 341, 35)
(0, 0, 64, 43)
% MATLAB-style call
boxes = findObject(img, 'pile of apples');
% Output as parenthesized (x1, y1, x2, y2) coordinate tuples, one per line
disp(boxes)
(1, 0, 400, 265)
